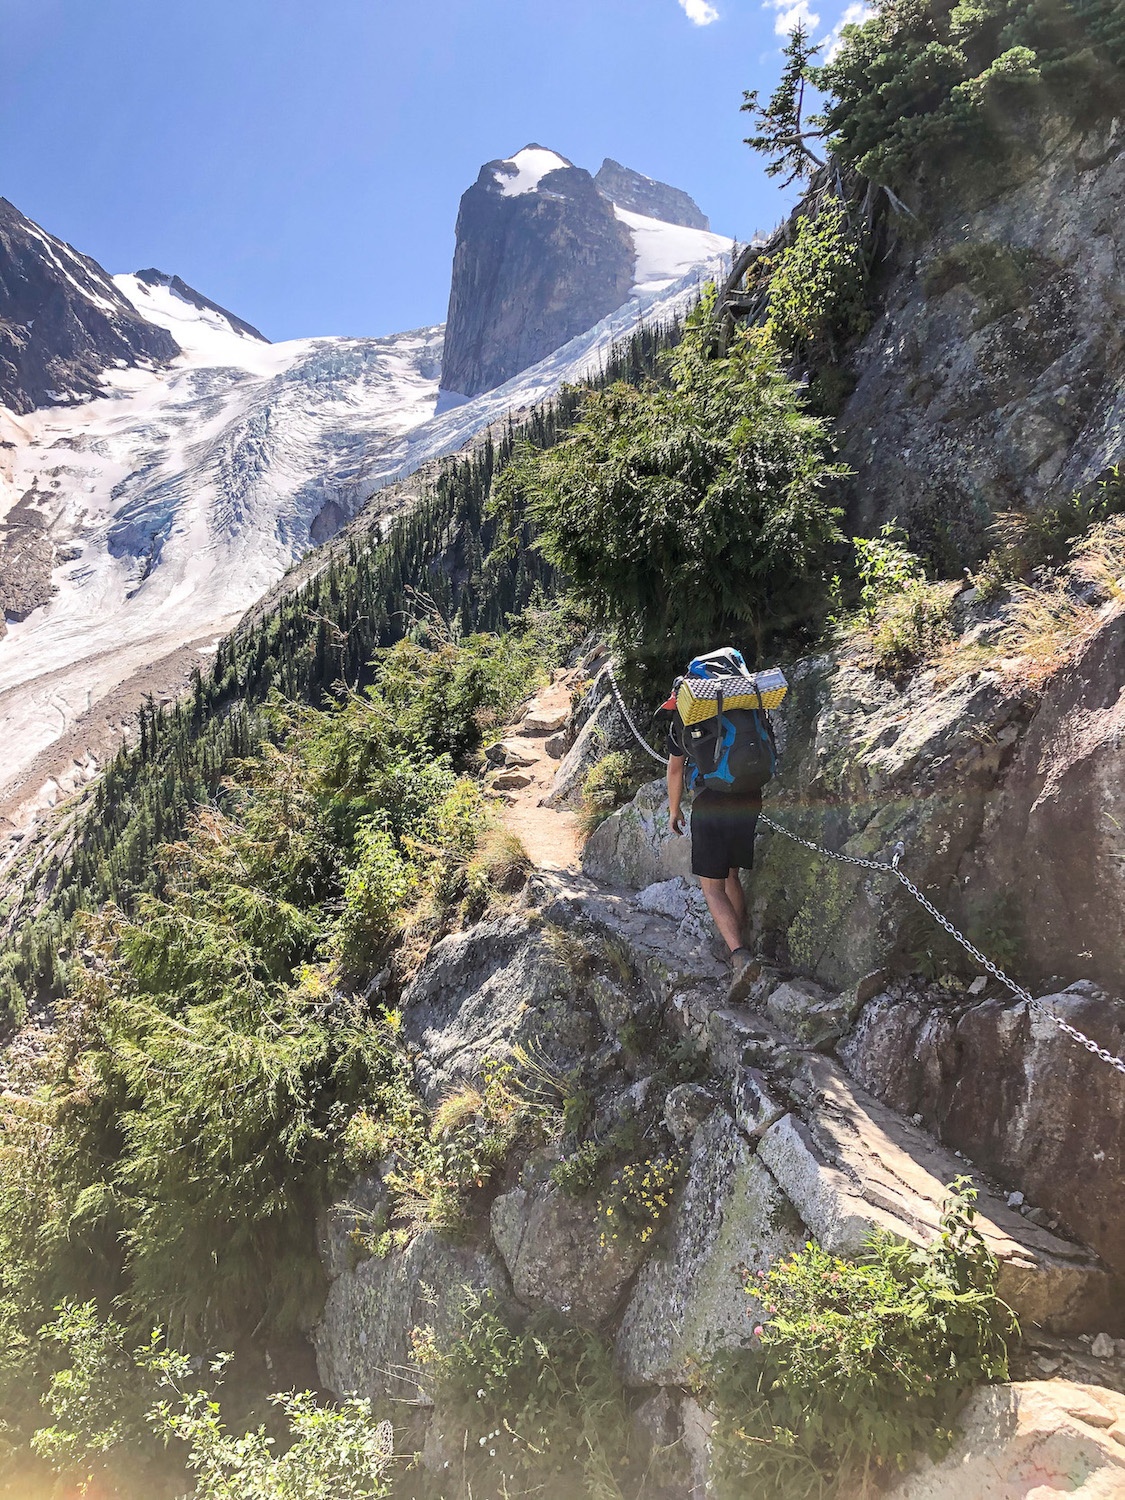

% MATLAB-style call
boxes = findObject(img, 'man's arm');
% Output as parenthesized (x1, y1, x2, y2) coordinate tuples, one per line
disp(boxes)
(667, 754, 686, 834)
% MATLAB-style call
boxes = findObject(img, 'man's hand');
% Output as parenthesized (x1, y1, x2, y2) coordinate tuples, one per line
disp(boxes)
(666, 752, 687, 835)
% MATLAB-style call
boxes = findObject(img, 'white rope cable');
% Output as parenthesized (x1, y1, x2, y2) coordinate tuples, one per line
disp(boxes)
(604, 661, 1125, 1078)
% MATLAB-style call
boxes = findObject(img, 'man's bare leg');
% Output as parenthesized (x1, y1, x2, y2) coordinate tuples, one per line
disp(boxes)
(725, 870, 746, 938)
(699, 873, 745, 954)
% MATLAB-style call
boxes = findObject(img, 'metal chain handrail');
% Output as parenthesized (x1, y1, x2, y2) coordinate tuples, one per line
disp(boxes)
(604, 661, 1125, 1078)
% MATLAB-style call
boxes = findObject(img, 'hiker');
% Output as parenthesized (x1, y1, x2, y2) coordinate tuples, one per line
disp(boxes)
(664, 649, 785, 996)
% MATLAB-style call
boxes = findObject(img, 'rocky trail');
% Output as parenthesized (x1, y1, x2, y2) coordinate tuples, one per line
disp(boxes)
(313, 651, 1125, 1495)
(486, 670, 582, 873)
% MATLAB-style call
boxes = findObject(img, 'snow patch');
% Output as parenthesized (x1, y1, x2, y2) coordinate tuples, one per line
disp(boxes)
(614, 206, 733, 294)
(113, 274, 285, 373)
(493, 147, 572, 197)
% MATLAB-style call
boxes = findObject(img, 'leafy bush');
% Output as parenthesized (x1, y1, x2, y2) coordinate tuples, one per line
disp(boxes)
(707, 1181, 1015, 1499)
(491, 302, 845, 672)
(343, 1050, 571, 1247)
(156, 1385, 392, 1500)
(29, 1301, 393, 1500)
(973, 466, 1125, 597)
(840, 525, 957, 675)
(417, 1295, 643, 1499)
(0, 623, 576, 1368)
(767, 196, 871, 360)
(597, 1154, 680, 1250)
(577, 751, 648, 836)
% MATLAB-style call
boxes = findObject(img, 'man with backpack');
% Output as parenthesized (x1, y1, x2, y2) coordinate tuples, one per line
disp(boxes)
(663, 648, 784, 998)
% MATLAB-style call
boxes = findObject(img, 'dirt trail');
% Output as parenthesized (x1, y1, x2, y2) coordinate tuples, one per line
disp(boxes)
(490, 672, 583, 874)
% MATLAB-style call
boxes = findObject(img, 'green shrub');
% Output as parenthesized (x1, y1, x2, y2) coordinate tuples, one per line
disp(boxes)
(343, 1051, 570, 1247)
(416, 1295, 643, 1499)
(768, 196, 871, 357)
(491, 300, 845, 670)
(336, 821, 414, 967)
(29, 1302, 393, 1500)
(707, 1180, 1015, 1499)
(974, 466, 1125, 597)
(577, 751, 646, 835)
(156, 1385, 392, 1500)
(817, 0, 1125, 184)
(597, 1154, 681, 1250)
(0, 622, 578, 1357)
(841, 525, 957, 675)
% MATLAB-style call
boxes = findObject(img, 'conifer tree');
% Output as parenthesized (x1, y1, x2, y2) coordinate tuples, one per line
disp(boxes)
(742, 23, 825, 184)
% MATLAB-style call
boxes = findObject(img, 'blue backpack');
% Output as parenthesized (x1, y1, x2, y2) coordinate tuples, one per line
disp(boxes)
(675, 648, 779, 794)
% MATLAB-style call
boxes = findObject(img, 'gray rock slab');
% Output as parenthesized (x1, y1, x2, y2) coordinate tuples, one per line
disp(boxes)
(401, 912, 595, 1103)
(732, 1066, 787, 1140)
(664, 1082, 718, 1145)
(490, 1182, 643, 1327)
(616, 1109, 805, 1385)
(318, 1174, 389, 1283)
(581, 778, 692, 887)
(314, 1230, 507, 1401)
(705, 1007, 796, 1077)
(759, 1054, 1113, 1333)
(885, 1380, 1125, 1499)
(765, 977, 852, 1051)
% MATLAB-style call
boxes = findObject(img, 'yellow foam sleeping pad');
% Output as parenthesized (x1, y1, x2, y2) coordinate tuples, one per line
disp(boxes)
(675, 667, 788, 726)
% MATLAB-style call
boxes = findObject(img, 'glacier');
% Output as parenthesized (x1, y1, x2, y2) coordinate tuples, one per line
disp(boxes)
(0, 239, 730, 846)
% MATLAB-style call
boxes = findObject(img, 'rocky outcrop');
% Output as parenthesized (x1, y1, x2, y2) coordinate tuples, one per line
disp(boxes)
(841, 981, 1125, 1280)
(839, 114, 1125, 557)
(964, 607, 1125, 985)
(0, 487, 57, 630)
(439, 147, 636, 403)
(594, 159, 711, 230)
(491, 1171, 644, 1328)
(399, 912, 597, 1104)
(317, 862, 1119, 1428)
(581, 781, 692, 887)
(617, 1110, 803, 1385)
(314, 1225, 508, 1400)
(887, 1380, 1125, 1498)
(0, 196, 179, 413)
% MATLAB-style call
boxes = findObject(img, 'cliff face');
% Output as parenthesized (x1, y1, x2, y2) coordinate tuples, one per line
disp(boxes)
(839, 115, 1125, 557)
(0, 198, 180, 414)
(439, 147, 637, 404)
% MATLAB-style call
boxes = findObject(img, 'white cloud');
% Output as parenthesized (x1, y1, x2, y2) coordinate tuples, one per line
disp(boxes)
(821, 1, 872, 58)
(678, 0, 720, 24)
(765, 0, 820, 38)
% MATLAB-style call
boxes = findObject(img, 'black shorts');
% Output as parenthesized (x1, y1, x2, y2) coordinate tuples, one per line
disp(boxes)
(689, 789, 761, 880)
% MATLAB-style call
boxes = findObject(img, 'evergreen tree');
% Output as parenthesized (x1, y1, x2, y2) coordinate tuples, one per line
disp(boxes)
(491, 302, 845, 676)
(742, 23, 825, 184)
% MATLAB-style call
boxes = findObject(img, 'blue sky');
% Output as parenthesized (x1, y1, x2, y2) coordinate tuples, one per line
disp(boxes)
(1, 0, 859, 342)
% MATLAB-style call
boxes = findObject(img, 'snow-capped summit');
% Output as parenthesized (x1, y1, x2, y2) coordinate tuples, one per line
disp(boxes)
(115, 269, 269, 366)
(439, 146, 730, 405)
(491, 145, 574, 197)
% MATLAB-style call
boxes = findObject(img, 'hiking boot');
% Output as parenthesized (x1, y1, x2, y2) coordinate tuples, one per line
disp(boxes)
(728, 947, 761, 1005)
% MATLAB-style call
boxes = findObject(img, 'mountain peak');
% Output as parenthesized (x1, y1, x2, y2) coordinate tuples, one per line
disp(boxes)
(440, 148, 728, 405)
(595, 158, 710, 231)
(0, 198, 179, 413)
(130, 269, 269, 343)
(487, 145, 575, 197)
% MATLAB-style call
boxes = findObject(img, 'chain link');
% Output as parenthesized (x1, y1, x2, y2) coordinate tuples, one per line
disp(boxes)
(605, 662, 1125, 1079)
